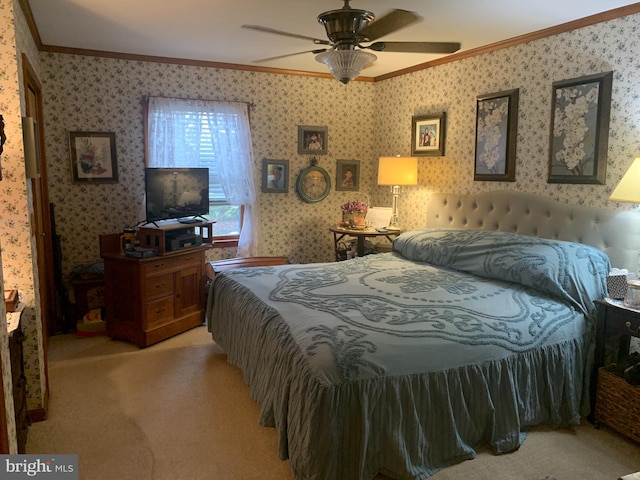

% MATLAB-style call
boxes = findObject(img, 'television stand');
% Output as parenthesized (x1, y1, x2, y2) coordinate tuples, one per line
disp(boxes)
(138, 219, 214, 255)
(99, 241, 206, 348)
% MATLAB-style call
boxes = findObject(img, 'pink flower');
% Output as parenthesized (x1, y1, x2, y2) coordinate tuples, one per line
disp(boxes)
(341, 200, 368, 213)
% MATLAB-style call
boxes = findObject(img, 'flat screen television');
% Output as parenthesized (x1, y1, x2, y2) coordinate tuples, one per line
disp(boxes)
(144, 168, 209, 224)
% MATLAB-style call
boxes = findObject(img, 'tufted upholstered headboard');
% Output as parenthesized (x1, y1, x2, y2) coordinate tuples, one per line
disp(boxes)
(426, 191, 640, 273)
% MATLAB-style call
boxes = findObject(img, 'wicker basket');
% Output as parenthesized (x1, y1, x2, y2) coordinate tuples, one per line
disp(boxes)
(594, 368, 640, 443)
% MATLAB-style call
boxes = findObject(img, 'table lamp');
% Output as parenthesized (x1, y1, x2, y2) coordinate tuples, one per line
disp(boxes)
(377, 156, 418, 230)
(609, 157, 640, 204)
(609, 157, 640, 305)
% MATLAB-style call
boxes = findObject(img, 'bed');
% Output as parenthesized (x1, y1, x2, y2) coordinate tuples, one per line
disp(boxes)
(206, 191, 640, 480)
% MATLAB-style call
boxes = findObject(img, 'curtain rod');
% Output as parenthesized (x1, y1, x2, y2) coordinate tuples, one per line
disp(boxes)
(144, 94, 255, 110)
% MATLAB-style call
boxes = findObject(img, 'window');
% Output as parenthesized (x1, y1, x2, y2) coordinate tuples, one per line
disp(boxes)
(145, 97, 259, 254)
(190, 116, 242, 237)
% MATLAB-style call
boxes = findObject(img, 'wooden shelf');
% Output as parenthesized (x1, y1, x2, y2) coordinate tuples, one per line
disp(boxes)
(138, 220, 214, 255)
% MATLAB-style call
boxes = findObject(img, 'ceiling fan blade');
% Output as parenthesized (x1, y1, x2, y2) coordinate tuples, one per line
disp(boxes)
(367, 41, 461, 54)
(359, 9, 421, 42)
(242, 25, 331, 46)
(253, 49, 329, 64)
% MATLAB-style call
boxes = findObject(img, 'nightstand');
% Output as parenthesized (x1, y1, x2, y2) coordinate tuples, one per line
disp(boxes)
(593, 299, 640, 372)
(592, 299, 640, 443)
(329, 226, 401, 261)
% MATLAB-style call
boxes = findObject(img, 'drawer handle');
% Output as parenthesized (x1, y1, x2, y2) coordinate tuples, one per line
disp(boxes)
(625, 321, 640, 335)
(155, 307, 166, 314)
(155, 283, 165, 289)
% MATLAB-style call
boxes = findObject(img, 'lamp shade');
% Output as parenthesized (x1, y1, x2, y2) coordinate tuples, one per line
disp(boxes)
(316, 50, 376, 84)
(377, 157, 418, 186)
(609, 157, 640, 203)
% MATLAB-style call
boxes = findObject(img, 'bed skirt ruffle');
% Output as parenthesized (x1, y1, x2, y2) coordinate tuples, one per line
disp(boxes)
(208, 275, 592, 480)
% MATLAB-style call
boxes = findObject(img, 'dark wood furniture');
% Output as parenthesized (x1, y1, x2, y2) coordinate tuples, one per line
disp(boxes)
(592, 300, 640, 443)
(329, 226, 401, 261)
(7, 308, 29, 453)
(594, 300, 640, 368)
(100, 226, 209, 348)
(69, 277, 105, 324)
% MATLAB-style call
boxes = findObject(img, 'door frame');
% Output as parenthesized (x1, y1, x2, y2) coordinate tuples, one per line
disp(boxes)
(22, 53, 53, 421)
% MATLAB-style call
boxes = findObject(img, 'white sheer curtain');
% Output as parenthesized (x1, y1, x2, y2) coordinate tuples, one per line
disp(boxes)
(147, 96, 260, 256)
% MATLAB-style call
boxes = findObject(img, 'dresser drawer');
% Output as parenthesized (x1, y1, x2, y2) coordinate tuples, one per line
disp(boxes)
(606, 308, 640, 339)
(143, 251, 202, 277)
(145, 273, 174, 299)
(146, 297, 174, 327)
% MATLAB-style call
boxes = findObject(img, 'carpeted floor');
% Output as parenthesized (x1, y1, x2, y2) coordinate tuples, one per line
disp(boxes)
(27, 325, 640, 480)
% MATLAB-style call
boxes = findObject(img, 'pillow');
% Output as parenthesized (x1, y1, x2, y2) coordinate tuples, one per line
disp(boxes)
(393, 228, 610, 315)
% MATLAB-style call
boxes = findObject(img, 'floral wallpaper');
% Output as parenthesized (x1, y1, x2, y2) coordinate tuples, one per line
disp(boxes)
(39, 57, 376, 274)
(37, 12, 640, 280)
(373, 14, 640, 235)
(0, 0, 36, 453)
(1, 1, 640, 449)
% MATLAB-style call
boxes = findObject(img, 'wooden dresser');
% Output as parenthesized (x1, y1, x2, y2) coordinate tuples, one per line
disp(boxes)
(100, 234, 206, 348)
(7, 307, 29, 452)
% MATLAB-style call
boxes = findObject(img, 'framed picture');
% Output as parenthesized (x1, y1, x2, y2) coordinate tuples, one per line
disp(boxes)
(547, 71, 612, 184)
(69, 131, 118, 183)
(411, 113, 446, 156)
(474, 89, 519, 182)
(298, 125, 328, 155)
(261, 158, 289, 193)
(336, 159, 360, 191)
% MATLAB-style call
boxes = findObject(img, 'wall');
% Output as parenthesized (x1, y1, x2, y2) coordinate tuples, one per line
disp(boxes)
(0, 0, 40, 452)
(41, 11, 640, 283)
(373, 13, 640, 236)
(40, 56, 376, 275)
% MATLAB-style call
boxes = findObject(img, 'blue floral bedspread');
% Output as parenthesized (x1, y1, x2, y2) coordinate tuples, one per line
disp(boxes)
(207, 229, 610, 480)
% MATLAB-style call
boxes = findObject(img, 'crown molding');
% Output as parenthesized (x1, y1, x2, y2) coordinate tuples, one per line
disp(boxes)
(17, 1, 640, 83)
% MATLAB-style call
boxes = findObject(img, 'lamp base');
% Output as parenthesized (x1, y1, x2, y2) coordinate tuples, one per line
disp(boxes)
(388, 192, 401, 231)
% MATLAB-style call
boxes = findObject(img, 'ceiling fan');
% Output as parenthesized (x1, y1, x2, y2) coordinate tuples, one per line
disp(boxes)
(242, 0, 461, 83)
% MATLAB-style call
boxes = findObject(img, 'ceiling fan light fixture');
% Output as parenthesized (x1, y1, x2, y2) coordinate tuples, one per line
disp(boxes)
(315, 49, 376, 84)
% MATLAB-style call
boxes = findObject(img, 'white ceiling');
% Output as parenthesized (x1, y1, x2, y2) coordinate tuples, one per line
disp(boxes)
(26, 0, 640, 79)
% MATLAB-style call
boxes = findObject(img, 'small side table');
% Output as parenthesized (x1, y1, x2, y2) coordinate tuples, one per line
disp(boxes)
(591, 299, 640, 442)
(593, 299, 640, 375)
(70, 276, 105, 327)
(329, 226, 401, 261)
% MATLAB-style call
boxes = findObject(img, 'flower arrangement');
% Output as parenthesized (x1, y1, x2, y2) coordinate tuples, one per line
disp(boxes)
(340, 200, 368, 213)
(340, 199, 368, 229)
